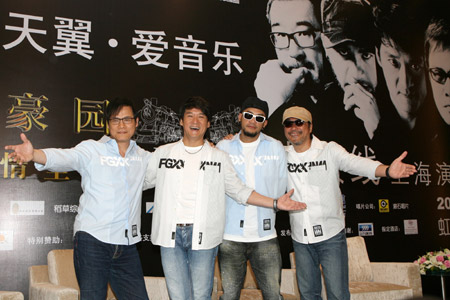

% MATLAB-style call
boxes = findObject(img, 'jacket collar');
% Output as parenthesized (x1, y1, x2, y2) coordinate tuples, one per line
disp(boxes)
(286, 135, 322, 153)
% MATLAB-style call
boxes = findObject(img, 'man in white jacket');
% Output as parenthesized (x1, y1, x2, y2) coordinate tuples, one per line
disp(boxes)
(144, 97, 306, 300)
(281, 106, 416, 300)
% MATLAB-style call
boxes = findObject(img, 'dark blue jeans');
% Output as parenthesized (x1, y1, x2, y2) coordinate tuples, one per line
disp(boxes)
(218, 238, 283, 300)
(292, 229, 350, 300)
(73, 231, 149, 300)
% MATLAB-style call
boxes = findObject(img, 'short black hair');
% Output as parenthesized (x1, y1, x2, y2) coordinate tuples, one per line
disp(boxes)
(425, 15, 450, 58)
(105, 97, 137, 121)
(373, 0, 430, 56)
(179, 96, 212, 121)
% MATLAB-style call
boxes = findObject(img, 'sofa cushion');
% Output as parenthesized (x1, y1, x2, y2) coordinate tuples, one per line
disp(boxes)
(347, 237, 373, 282)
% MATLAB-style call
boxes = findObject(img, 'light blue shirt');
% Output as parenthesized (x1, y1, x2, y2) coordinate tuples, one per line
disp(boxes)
(217, 132, 287, 237)
(35, 136, 152, 245)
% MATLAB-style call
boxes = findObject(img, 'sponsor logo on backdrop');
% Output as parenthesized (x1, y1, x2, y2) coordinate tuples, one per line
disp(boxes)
(279, 229, 291, 237)
(393, 203, 409, 210)
(10, 201, 44, 215)
(0, 231, 13, 251)
(381, 225, 400, 232)
(404, 219, 418, 235)
(146, 202, 154, 214)
(378, 199, 389, 213)
(358, 223, 374, 236)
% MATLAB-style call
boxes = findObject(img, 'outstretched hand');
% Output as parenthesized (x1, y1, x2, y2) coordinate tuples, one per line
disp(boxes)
(5, 133, 34, 165)
(388, 151, 417, 179)
(277, 189, 307, 211)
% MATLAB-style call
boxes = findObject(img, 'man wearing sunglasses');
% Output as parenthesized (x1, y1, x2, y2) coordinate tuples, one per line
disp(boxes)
(281, 105, 417, 300)
(216, 96, 287, 300)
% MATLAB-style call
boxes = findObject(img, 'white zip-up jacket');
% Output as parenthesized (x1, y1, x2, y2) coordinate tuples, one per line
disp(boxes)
(286, 136, 381, 244)
(144, 139, 253, 250)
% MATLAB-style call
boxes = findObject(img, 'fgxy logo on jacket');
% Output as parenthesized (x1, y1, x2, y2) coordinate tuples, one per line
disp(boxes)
(159, 158, 185, 169)
(287, 160, 327, 173)
(229, 155, 280, 166)
(100, 156, 130, 167)
(200, 161, 221, 172)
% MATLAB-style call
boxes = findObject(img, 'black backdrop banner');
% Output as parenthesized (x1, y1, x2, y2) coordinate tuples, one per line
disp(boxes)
(0, 0, 448, 298)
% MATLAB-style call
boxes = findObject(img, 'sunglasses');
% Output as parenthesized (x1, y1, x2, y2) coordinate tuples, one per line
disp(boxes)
(283, 119, 308, 128)
(243, 111, 266, 123)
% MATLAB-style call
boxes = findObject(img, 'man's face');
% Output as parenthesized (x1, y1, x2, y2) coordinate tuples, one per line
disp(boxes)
(269, 0, 323, 84)
(283, 117, 312, 146)
(239, 107, 267, 138)
(428, 43, 450, 125)
(377, 41, 427, 122)
(180, 108, 210, 140)
(108, 106, 138, 144)
(325, 41, 377, 95)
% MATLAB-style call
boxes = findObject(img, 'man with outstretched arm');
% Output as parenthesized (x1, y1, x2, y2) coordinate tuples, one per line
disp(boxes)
(6, 98, 151, 300)
(281, 105, 416, 300)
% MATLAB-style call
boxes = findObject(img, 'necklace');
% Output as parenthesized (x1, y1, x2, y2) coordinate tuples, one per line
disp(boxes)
(184, 144, 204, 154)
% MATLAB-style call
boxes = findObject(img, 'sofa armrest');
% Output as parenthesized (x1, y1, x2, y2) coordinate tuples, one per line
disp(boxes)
(29, 265, 50, 285)
(370, 262, 422, 298)
(29, 283, 78, 300)
(280, 269, 300, 298)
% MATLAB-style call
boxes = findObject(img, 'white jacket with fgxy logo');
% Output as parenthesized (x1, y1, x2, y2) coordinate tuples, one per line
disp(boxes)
(286, 135, 381, 244)
(144, 139, 253, 250)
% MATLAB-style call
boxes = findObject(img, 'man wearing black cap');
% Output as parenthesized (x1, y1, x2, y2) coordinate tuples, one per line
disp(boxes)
(321, 0, 383, 140)
(281, 105, 417, 300)
(217, 96, 288, 300)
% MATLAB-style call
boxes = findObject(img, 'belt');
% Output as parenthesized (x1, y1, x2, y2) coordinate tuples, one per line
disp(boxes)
(176, 223, 193, 227)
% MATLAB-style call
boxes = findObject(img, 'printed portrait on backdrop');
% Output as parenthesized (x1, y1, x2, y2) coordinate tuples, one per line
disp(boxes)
(425, 10, 450, 127)
(254, 0, 448, 162)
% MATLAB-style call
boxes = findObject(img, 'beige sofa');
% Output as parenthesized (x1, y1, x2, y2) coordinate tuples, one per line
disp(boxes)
(0, 291, 24, 300)
(29, 249, 116, 300)
(290, 236, 422, 300)
(29, 249, 170, 300)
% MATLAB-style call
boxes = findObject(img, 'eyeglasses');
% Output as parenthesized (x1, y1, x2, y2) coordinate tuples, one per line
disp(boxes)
(429, 68, 450, 85)
(109, 117, 135, 125)
(243, 111, 266, 123)
(269, 30, 320, 49)
(283, 119, 308, 128)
